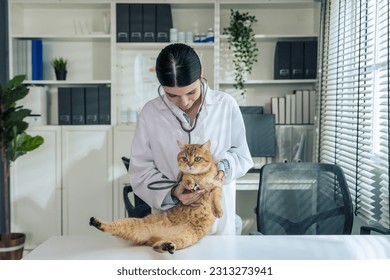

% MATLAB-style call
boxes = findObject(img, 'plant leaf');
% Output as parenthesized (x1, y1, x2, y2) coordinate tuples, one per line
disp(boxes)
(4, 109, 31, 127)
(9, 132, 44, 162)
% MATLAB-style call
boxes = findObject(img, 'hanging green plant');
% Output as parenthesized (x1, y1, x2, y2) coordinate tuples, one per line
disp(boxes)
(223, 9, 259, 95)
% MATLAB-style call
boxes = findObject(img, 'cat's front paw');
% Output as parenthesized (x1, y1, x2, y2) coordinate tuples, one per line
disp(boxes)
(153, 241, 176, 254)
(89, 217, 103, 231)
(213, 207, 224, 218)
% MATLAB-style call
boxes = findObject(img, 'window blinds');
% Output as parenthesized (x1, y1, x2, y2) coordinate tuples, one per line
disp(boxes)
(319, 0, 389, 229)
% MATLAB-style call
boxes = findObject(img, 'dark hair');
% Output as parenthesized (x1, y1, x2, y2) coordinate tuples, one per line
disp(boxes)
(155, 43, 201, 87)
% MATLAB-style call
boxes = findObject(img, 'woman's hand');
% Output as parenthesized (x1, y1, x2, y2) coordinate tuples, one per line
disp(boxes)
(172, 183, 205, 207)
(215, 170, 225, 182)
(213, 170, 225, 187)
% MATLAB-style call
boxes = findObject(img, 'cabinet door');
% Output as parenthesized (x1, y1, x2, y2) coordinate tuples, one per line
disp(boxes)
(112, 125, 136, 219)
(62, 126, 112, 236)
(10, 126, 62, 250)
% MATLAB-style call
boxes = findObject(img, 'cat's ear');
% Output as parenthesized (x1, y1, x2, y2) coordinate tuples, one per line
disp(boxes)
(202, 140, 211, 151)
(177, 140, 186, 150)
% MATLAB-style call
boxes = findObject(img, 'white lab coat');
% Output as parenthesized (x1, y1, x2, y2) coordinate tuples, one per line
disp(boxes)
(129, 85, 253, 235)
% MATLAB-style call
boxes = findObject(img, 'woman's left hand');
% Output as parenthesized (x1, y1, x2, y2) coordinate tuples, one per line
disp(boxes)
(215, 170, 225, 183)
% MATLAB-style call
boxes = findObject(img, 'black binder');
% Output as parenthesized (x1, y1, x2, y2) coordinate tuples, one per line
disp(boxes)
(98, 86, 111, 124)
(130, 4, 143, 42)
(240, 106, 264, 114)
(58, 87, 71, 125)
(116, 3, 130, 42)
(291, 41, 304, 79)
(85, 87, 99, 125)
(71, 87, 85, 125)
(304, 40, 318, 79)
(143, 4, 156, 42)
(241, 114, 276, 157)
(156, 4, 172, 42)
(274, 41, 291, 79)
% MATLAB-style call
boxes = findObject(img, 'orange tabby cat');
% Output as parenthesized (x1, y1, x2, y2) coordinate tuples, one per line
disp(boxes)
(89, 140, 223, 254)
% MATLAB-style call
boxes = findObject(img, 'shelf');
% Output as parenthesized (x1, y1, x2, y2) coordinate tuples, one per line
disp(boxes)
(9, 0, 320, 124)
(220, 34, 318, 41)
(12, 35, 111, 41)
(219, 79, 318, 85)
(23, 80, 111, 86)
(220, 0, 320, 9)
(116, 42, 215, 50)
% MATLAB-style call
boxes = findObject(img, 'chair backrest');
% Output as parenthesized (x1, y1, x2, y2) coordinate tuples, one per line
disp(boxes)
(256, 162, 353, 235)
(121, 157, 151, 218)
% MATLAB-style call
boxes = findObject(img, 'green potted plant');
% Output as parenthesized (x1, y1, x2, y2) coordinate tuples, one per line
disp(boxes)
(223, 9, 259, 95)
(50, 57, 68, 80)
(0, 75, 44, 259)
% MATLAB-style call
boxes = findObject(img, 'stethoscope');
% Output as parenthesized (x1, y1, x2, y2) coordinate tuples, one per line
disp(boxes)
(157, 78, 208, 141)
(147, 79, 208, 191)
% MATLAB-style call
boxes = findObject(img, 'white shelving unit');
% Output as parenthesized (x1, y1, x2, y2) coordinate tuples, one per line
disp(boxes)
(9, 1, 111, 83)
(217, 1, 320, 113)
(8, 0, 320, 122)
(219, 79, 318, 85)
(8, 0, 322, 241)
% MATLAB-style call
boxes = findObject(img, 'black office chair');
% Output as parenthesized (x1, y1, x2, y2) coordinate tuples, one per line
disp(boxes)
(255, 162, 353, 235)
(360, 224, 390, 235)
(121, 157, 151, 218)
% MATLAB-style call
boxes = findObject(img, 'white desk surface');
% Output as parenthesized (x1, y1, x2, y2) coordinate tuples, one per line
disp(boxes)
(236, 172, 260, 190)
(23, 234, 390, 260)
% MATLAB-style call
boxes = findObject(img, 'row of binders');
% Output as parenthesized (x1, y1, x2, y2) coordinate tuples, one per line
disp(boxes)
(271, 89, 317, 125)
(116, 3, 172, 43)
(14, 39, 43, 80)
(58, 87, 111, 125)
(274, 40, 318, 80)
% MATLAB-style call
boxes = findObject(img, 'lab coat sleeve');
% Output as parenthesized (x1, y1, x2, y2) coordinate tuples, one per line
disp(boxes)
(128, 111, 176, 211)
(218, 100, 253, 184)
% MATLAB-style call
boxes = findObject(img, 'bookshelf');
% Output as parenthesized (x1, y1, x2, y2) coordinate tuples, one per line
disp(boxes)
(217, 1, 320, 114)
(8, 0, 321, 241)
(8, 0, 320, 123)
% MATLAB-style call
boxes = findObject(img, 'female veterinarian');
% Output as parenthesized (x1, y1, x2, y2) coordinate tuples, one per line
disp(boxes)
(129, 43, 253, 235)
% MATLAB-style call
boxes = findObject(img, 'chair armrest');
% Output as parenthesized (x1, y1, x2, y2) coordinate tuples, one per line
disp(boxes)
(123, 184, 135, 213)
(123, 184, 151, 218)
(360, 225, 390, 235)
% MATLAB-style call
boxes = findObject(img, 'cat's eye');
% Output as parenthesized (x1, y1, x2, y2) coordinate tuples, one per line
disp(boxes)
(194, 156, 201, 162)
(182, 157, 188, 162)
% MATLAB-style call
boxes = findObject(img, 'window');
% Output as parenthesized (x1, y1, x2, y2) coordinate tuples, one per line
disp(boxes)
(319, 0, 389, 229)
